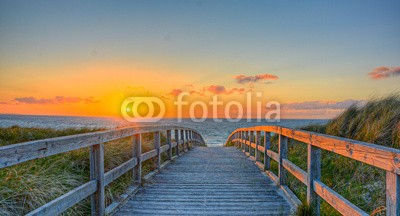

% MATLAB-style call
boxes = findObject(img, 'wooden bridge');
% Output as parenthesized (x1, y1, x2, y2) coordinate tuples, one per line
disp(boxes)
(1, 125, 400, 215)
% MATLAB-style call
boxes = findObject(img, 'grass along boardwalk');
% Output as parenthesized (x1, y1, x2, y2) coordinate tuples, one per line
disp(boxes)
(1, 121, 400, 215)
(115, 147, 291, 215)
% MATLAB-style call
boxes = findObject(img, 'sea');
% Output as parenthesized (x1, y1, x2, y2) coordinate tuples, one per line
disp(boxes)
(0, 114, 328, 146)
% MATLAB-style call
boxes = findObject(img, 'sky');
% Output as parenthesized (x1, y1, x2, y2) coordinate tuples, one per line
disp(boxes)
(0, 0, 399, 119)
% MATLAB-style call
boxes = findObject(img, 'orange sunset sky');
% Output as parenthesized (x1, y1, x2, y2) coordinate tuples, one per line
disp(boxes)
(0, 1, 399, 119)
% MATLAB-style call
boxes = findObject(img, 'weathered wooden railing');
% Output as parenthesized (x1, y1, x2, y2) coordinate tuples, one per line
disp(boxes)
(0, 126, 205, 216)
(225, 126, 400, 216)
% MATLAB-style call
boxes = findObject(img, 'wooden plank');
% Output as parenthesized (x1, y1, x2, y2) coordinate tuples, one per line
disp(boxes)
(115, 147, 291, 215)
(241, 131, 244, 151)
(278, 134, 288, 186)
(257, 145, 265, 152)
(313, 180, 368, 216)
(186, 130, 190, 150)
(249, 131, 254, 156)
(0, 126, 203, 169)
(307, 144, 321, 216)
(105, 185, 140, 215)
(174, 130, 180, 156)
(280, 185, 302, 209)
(167, 130, 172, 160)
(160, 144, 169, 154)
(267, 150, 279, 162)
(255, 131, 261, 162)
(133, 134, 141, 185)
(154, 131, 161, 170)
(264, 132, 271, 171)
(141, 149, 157, 162)
(90, 143, 105, 216)
(26, 180, 97, 216)
(227, 126, 400, 174)
(255, 161, 264, 170)
(386, 171, 400, 216)
(180, 130, 185, 152)
(105, 157, 138, 186)
(282, 158, 307, 185)
(266, 170, 279, 184)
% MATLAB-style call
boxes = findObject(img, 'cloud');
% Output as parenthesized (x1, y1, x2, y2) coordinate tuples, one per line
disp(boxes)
(165, 85, 247, 98)
(206, 85, 227, 94)
(368, 66, 400, 79)
(226, 87, 246, 95)
(14, 96, 100, 105)
(234, 73, 279, 84)
(166, 89, 183, 97)
(281, 99, 366, 110)
(205, 85, 246, 95)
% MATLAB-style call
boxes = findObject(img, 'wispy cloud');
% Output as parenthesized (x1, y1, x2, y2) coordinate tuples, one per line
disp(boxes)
(368, 66, 400, 80)
(13, 96, 100, 105)
(166, 89, 183, 97)
(281, 99, 365, 110)
(165, 85, 246, 98)
(206, 85, 227, 94)
(234, 73, 278, 84)
(206, 85, 246, 95)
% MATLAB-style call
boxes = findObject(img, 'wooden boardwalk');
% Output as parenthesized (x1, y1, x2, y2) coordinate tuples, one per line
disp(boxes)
(115, 147, 291, 215)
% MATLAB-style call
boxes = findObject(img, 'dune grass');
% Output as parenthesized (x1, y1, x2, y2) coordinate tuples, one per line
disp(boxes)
(228, 94, 399, 215)
(290, 94, 400, 215)
(0, 126, 165, 215)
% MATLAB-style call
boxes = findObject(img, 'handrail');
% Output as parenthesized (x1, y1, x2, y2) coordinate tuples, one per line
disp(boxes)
(0, 126, 206, 216)
(224, 126, 400, 216)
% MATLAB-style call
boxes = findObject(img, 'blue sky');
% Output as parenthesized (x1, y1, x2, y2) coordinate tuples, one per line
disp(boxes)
(0, 0, 399, 117)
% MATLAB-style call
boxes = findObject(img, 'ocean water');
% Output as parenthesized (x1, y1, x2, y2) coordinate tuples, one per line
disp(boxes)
(0, 114, 328, 146)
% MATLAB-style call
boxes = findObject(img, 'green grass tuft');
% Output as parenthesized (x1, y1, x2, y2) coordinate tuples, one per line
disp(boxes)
(0, 126, 164, 215)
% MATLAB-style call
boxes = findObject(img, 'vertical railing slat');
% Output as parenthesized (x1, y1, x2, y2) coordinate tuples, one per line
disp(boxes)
(278, 133, 288, 186)
(241, 131, 244, 151)
(174, 129, 180, 156)
(167, 130, 172, 160)
(386, 171, 400, 216)
(133, 134, 142, 185)
(180, 130, 185, 152)
(186, 130, 190, 150)
(154, 131, 161, 170)
(256, 131, 261, 162)
(307, 137, 321, 216)
(264, 131, 271, 171)
(90, 143, 105, 216)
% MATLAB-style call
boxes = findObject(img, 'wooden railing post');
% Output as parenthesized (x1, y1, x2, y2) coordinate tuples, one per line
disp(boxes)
(236, 132, 239, 148)
(189, 131, 192, 148)
(186, 130, 190, 150)
(90, 143, 105, 216)
(249, 131, 254, 157)
(232, 132, 236, 147)
(167, 130, 172, 160)
(241, 131, 244, 151)
(256, 131, 261, 162)
(244, 131, 248, 153)
(386, 171, 400, 216)
(278, 133, 288, 186)
(307, 142, 321, 215)
(180, 130, 185, 152)
(133, 134, 142, 185)
(174, 129, 180, 156)
(263, 132, 271, 171)
(154, 131, 161, 170)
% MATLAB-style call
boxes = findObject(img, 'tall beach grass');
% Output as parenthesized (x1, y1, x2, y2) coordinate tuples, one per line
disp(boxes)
(0, 126, 165, 215)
